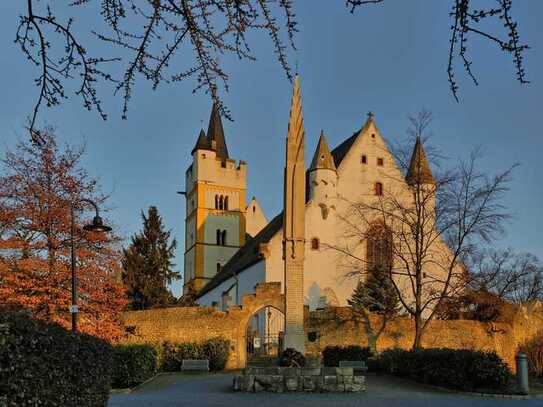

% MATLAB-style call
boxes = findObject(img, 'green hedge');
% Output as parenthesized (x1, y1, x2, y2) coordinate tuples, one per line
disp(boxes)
(379, 348, 512, 391)
(322, 345, 373, 367)
(160, 337, 230, 371)
(279, 348, 306, 367)
(0, 308, 112, 406)
(112, 345, 158, 388)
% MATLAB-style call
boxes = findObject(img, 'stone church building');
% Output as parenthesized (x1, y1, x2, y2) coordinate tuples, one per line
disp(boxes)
(184, 83, 454, 312)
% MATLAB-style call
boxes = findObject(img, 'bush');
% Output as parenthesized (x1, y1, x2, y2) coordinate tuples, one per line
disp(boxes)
(0, 308, 113, 406)
(322, 345, 373, 367)
(160, 337, 230, 371)
(112, 345, 158, 388)
(379, 348, 512, 391)
(519, 332, 543, 378)
(278, 348, 306, 367)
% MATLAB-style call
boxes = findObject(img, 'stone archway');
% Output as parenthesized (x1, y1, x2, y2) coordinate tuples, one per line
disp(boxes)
(235, 282, 285, 367)
(245, 305, 285, 365)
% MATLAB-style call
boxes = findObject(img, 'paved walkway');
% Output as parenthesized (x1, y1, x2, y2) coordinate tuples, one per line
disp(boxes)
(108, 373, 540, 407)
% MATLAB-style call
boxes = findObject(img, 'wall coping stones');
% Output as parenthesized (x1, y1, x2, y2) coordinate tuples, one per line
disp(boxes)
(233, 366, 365, 393)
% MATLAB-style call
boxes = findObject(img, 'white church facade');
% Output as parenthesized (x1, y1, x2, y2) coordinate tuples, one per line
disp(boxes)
(185, 83, 456, 312)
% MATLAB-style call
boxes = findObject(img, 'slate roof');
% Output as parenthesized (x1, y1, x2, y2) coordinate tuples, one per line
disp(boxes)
(207, 103, 229, 160)
(406, 136, 435, 185)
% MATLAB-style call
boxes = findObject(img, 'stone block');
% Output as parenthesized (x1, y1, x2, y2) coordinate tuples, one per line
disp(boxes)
(285, 376, 298, 391)
(243, 375, 255, 392)
(302, 375, 316, 392)
(338, 374, 353, 384)
(270, 375, 284, 393)
(254, 375, 274, 392)
(282, 367, 300, 377)
(336, 367, 353, 376)
(301, 367, 321, 376)
(322, 367, 337, 376)
(353, 375, 365, 385)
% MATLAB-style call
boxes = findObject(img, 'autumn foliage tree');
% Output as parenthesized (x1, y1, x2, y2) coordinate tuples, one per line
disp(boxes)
(0, 129, 127, 341)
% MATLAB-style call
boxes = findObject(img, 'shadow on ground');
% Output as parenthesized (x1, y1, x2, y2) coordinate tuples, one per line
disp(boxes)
(108, 373, 541, 407)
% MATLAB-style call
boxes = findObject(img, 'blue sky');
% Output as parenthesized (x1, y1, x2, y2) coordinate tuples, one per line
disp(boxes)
(1, 2, 541, 296)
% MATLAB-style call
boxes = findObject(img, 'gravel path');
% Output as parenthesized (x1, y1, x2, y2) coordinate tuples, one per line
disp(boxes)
(108, 373, 541, 407)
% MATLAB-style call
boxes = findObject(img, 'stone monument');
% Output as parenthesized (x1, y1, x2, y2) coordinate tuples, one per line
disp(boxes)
(282, 76, 306, 353)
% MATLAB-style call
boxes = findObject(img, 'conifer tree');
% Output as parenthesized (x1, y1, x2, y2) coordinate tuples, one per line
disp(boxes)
(122, 206, 179, 310)
(348, 266, 400, 354)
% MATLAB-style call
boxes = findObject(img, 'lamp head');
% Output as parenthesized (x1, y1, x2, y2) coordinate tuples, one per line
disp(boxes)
(83, 215, 112, 233)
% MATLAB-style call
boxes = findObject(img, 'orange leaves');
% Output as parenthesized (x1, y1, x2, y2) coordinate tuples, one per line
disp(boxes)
(0, 129, 127, 342)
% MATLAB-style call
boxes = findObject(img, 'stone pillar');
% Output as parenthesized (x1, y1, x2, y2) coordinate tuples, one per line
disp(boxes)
(282, 76, 306, 353)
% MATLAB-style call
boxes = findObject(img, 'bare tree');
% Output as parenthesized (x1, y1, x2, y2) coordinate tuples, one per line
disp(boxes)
(15, 1, 529, 140)
(333, 112, 516, 349)
(468, 247, 543, 304)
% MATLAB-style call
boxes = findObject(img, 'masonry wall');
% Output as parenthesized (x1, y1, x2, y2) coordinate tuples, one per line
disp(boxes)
(120, 283, 543, 371)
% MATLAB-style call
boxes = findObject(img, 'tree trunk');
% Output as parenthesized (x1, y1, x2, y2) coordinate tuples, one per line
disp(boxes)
(412, 313, 423, 349)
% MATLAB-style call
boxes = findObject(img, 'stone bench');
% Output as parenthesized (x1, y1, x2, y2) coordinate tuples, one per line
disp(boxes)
(339, 360, 368, 375)
(181, 359, 209, 372)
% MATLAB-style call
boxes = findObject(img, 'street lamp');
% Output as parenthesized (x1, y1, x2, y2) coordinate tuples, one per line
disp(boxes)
(70, 198, 112, 333)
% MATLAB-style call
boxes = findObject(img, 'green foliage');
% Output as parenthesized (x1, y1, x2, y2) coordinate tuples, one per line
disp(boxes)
(160, 338, 230, 371)
(379, 348, 512, 391)
(122, 206, 179, 310)
(112, 345, 158, 389)
(348, 265, 400, 317)
(322, 345, 373, 367)
(519, 332, 543, 378)
(278, 348, 306, 368)
(0, 308, 112, 407)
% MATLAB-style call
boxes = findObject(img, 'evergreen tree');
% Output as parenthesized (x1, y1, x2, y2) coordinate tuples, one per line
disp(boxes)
(348, 266, 401, 317)
(348, 266, 401, 354)
(122, 206, 179, 310)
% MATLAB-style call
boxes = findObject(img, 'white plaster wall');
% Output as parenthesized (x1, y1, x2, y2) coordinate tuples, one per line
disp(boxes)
(198, 260, 266, 307)
(246, 197, 268, 237)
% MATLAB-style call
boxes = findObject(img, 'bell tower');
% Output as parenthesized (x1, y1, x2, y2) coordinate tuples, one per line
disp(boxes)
(183, 104, 247, 294)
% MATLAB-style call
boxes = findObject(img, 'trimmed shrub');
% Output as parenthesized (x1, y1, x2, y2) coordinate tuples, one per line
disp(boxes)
(322, 345, 373, 367)
(112, 344, 158, 388)
(160, 337, 230, 371)
(278, 348, 306, 367)
(0, 308, 112, 406)
(519, 332, 543, 378)
(202, 337, 230, 371)
(379, 348, 512, 391)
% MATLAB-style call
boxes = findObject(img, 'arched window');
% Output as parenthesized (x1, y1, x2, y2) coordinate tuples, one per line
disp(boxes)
(215, 195, 219, 209)
(216, 229, 221, 245)
(366, 223, 392, 273)
(311, 238, 320, 250)
(375, 182, 383, 196)
(224, 196, 229, 210)
(361, 155, 367, 164)
(216, 262, 221, 273)
(221, 230, 227, 246)
(219, 195, 224, 210)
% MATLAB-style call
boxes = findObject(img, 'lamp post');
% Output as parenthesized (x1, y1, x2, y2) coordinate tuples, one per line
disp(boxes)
(70, 199, 112, 333)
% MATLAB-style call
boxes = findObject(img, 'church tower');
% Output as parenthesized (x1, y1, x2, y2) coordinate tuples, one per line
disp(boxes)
(183, 103, 247, 294)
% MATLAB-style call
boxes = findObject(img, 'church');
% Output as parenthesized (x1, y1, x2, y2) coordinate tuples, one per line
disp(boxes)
(183, 78, 455, 312)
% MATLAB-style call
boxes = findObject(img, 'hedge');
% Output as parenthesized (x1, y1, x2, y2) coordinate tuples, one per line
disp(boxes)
(279, 348, 306, 367)
(0, 308, 112, 407)
(322, 345, 373, 367)
(379, 348, 512, 391)
(160, 337, 230, 372)
(112, 345, 158, 388)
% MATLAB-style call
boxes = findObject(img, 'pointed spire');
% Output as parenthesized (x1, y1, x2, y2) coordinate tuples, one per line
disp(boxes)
(310, 130, 336, 171)
(406, 137, 435, 185)
(207, 102, 229, 160)
(191, 128, 209, 155)
(287, 75, 305, 147)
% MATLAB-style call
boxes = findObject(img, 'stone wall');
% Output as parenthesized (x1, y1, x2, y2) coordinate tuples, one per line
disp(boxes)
(121, 283, 543, 371)
(122, 282, 284, 369)
(305, 302, 543, 371)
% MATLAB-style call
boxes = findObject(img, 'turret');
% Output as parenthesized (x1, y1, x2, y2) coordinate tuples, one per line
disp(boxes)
(309, 130, 337, 203)
(406, 136, 436, 212)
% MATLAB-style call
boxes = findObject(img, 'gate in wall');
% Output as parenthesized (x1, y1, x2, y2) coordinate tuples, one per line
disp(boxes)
(245, 305, 285, 364)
